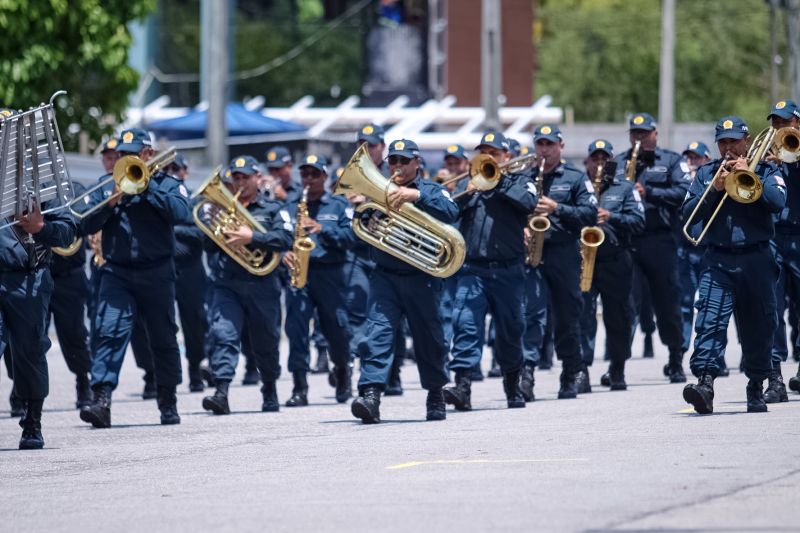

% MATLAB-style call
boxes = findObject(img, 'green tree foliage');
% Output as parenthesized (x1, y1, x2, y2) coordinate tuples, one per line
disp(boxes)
(537, 0, 788, 129)
(0, 0, 156, 150)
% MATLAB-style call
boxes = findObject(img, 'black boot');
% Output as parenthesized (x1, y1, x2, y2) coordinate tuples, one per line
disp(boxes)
(385, 365, 403, 396)
(285, 372, 309, 407)
(600, 371, 611, 387)
(157, 386, 181, 425)
(558, 369, 577, 399)
(642, 333, 654, 358)
(75, 374, 93, 409)
(763, 368, 789, 404)
(683, 373, 714, 414)
(351, 386, 381, 424)
(311, 347, 329, 374)
(609, 364, 627, 391)
(789, 363, 800, 393)
(667, 349, 687, 383)
(746, 378, 768, 413)
(503, 370, 526, 408)
(188, 364, 205, 393)
(488, 356, 502, 378)
(9, 389, 25, 418)
(202, 380, 231, 415)
(19, 399, 44, 450)
(519, 363, 535, 402)
(443, 371, 472, 411)
(334, 365, 352, 404)
(80, 383, 112, 428)
(426, 388, 447, 421)
(575, 366, 592, 394)
(261, 380, 279, 412)
(142, 373, 157, 400)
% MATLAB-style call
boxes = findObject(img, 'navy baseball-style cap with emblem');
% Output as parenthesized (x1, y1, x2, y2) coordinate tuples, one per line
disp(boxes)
(587, 139, 614, 156)
(443, 143, 468, 161)
(299, 154, 328, 173)
(265, 146, 292, 169)
(228, 155, 261, 176)
(714, 116, 749, 141)
(533, 125, 563, 143)
(507, 138, 522, 157)
(683, 141, 711, 159)
(475, 131, 509, 151)
(100, 138, 119, 153)
(358, 123, 385, 145)
(174, 153, 188, 169)
(116, 128, 153, 153)
(387, 139, 420, 159)
(629, 113, 657, 131)
(767, 100, 800, 121)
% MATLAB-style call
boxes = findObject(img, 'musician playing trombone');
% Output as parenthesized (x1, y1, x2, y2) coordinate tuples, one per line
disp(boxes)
(681, 116, 786, 414)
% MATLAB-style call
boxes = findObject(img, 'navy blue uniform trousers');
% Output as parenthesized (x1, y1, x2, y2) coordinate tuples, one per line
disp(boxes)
(771, 232, 800, 366)
(175, 260, 209, 367)
(358, 270, 449, 391)
(677, 244, 704, 354)
(48, 267, 92, 376)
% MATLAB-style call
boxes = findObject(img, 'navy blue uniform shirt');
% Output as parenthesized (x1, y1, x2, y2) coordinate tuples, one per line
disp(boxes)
(173, 183, 205, 268)
(615, 147, 691, 233)
(82, 171, 192, 268)
(0, 203, 76, 271)
(457, 170, 537, 262)
(596, 177, 645, 254)
(681, 159, 786, 248)
(536, 162, 597, 243)
(775, 161, 800, 233)
(285, 192, 356, 265)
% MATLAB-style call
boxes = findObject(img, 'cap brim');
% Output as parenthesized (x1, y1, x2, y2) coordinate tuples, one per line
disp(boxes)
(266, 161, 289, 168)
(300, 163, 327, 172)
(358, 135, 384, 145)
(715, 132, 747, 141)
(116, 142, 144, 153)
(628, 125, 656, 131)
(474, 142, 507, 151)
(533, 134, 561, 143)
(388, 150, 418, 159)
(230, 168, 257, 176)
(589, 148, 613, 156)
(767, 110, 795, 120)
(444, 153, 468, 160)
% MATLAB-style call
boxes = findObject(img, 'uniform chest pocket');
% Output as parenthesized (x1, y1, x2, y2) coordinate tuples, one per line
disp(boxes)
(548, 184, 572, 202)
(601, 194, 623, 211)
(318, 214, 339, 222)
(642, 166, 669, 186)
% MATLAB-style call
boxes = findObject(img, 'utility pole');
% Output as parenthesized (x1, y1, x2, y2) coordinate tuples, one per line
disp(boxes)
(205, 0, 229, 166)
(658, 0, 675, 150)
(788, 0, 800, 102)
(481, 0, 502, 131)
(770, 0, 780, 104)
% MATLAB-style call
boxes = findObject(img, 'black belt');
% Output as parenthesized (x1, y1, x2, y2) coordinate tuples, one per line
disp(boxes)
(708, 242, 768, 255)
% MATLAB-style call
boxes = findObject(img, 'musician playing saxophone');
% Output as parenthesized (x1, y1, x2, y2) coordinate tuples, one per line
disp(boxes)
(352, 139, 459, 424)
(201, 156, 293, 416)
(578, 140, 644, 392)
(281, 154, 355, 407)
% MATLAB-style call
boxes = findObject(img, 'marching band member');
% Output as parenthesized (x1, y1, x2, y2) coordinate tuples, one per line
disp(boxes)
(79, 128, 191, 428)
(615, 113, 690, 383)
(522, 125, 597, 400)
(444, 132, 536, 411)
(579, 140, 645, 390)
(265, 146, 301, 203)
(352, 139, 458, 423)
(682, 116, 785, 414)
(283, 154, 355, 406)
(202, 156, 293, 414)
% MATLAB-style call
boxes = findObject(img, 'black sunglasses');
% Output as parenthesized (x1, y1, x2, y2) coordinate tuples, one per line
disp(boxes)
(388, 155, 412, 165)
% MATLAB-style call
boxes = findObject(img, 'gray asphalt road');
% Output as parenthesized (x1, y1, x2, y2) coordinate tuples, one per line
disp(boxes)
(2, 327, 800, 532)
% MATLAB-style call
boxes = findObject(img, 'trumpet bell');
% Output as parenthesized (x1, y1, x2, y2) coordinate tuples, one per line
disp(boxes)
(775, 127, 800, 163)
(113, 155, 150, 194)
(469, 154, 501, 192)
(725, 170, 763, 204)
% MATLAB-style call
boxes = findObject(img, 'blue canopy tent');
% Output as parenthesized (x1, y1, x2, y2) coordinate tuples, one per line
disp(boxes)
(147, 103, 306, 141)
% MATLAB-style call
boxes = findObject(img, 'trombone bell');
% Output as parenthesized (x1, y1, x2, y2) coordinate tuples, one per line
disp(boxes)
(725, 170, 763, 204)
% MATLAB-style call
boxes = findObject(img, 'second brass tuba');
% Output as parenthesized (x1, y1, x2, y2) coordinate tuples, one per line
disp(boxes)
(192, 168, 281, 276)
(334, 144, 466, 278)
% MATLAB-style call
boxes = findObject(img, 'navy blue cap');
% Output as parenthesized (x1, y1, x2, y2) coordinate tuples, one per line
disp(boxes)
(475, 131, 509, 151)
(228, 155, 261, 176)
(387, 139, 420, 158)
(443, 143, 468, 161)
(714, 116, 749, 141)
(173, 153, 188, 169)
(629, 113, 657, 131)
(100, 138, 119, 153)
(507, 138, 521, 157)
(533, 124, 563, 143)
(357, 123, 385, 145)
(116, 128, 153, 153)
(767, 100, 800, 121)
(683, 141, 711, 159)
(299, 154, 329, 173)
(587, 139, 614, 156)
(265, 146, 292, 168)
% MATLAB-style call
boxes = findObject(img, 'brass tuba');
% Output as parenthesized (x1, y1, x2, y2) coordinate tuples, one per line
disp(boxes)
(526, 158, 550, 266)
(52, 237, 83, 257)
(334, 144, 466, 278)
(290, 186, 316, 289)
(192, 168, 281, 276)
(579, 164, 606, 292)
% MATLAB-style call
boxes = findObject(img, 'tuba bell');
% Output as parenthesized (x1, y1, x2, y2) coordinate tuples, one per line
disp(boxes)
(334, 144, 466, 278)
(192, 168, 281, 276)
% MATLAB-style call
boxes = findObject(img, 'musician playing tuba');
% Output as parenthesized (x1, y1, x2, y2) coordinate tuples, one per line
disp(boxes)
(578, 140, 645, 392)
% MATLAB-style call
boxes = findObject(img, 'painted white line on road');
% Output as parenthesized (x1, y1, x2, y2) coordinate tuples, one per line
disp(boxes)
(386, 458, 589, 470)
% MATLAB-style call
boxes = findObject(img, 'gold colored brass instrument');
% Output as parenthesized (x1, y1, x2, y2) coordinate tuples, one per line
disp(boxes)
(290, 186, 316, 289)
(682, 128, 773, 247)
(579, 165, 606, 292)
(52, 237, 84, 257)
(70, 147, 177, 219)
(334, 144, 466, 278)
(446, 153, 539, 200)
(192, 168, 281, 276)
(625, 140, 641, 182)
(773, 126, 800, 163)
(526, 158, 550, 267)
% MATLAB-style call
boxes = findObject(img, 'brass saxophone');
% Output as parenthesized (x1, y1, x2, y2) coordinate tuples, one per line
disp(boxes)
(625, 140, 641, 182)
(579, 164, 606, 292)
(290, 186, 316, 289)
(526, 158, 550, 266)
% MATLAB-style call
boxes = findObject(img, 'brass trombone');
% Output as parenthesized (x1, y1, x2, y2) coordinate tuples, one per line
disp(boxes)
(443, 153, 538, 200)
(69, 147, 177, 218)
(682, 128, 774, 246)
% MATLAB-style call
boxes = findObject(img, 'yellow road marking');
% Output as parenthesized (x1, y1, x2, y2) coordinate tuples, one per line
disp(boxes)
(386, 458, 589, 470)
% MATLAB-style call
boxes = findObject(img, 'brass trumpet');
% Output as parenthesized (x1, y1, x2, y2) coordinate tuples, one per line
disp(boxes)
(526, 158, 550, 266)
(290, 186, 316, 289)
(773, 126, 800, 163)
(579, 164, 606, 292)
(445, 153, 539, 200)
